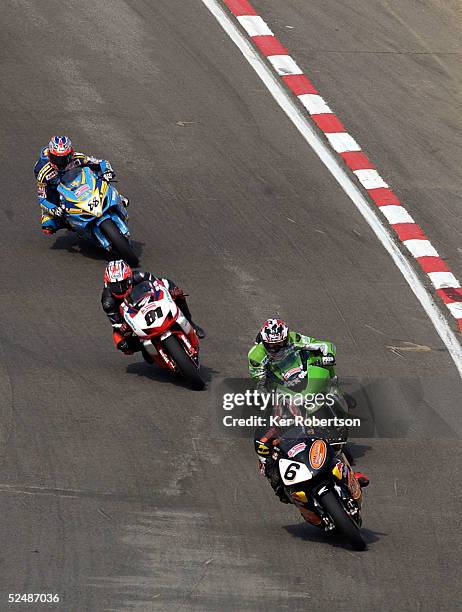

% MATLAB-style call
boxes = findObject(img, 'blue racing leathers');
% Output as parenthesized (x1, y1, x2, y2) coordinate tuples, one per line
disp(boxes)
(34, 146, 113, 233)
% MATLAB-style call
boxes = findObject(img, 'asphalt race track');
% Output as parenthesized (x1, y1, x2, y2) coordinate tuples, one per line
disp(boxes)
(1, 1, 461, 610)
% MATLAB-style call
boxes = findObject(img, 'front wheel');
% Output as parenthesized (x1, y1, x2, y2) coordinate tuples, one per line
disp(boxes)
(99, 219, 138, 266)
(320, 490, 366, 551)
(162, 335, 205, 391)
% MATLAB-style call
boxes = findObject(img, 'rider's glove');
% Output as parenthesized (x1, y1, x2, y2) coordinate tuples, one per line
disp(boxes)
(103, 170, 115, 182)
(306, 342, 329, 356)
(169, 287, 188, 300)
(52, 205, 65, 218)
(255, 439, 271, 458)
(113, 322, 131, 336)
(119, 322, 131, 336)
(321, 354, 336, 367)
(117, 338, 131, 352)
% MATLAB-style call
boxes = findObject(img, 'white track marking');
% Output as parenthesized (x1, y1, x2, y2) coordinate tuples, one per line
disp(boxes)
(326, 132, 361, 153)
(354, 169, 389, 190)
(299, 94, 332, 114)
(267, 55, 303, 75)
(380, 205, 415, 224)
(403, 239, 439, 258)
(428, 272, 461, 290)
(237, 15, 273, 36)
(448, 303, 462, 318)
(201, 0, 462, 376)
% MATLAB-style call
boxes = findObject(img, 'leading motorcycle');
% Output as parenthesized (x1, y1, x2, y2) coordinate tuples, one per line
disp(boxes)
(259, 346, 366, 549)
(276, 426, 366, 550)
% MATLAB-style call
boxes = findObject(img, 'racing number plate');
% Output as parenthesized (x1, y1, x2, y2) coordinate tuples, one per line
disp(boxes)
(279, 458, 313, 485)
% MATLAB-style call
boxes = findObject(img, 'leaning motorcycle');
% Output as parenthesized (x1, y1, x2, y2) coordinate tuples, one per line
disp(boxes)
(277, 427, 366, 550)
(120, 280, 205, 390)
(263, 345, 351, 448)
(261, 347, 366, 549)
(56, 166, 138, 266)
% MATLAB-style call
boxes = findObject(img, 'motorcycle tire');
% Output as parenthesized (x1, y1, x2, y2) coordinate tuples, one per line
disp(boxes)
(100, 219, 138, 267)
(162, 334, 205, 391)
(321, 490, 366, 551)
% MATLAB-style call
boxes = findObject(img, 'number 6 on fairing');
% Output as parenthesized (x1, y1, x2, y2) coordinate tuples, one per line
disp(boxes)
(284, 462, 301, 481)
(279, 458, 313, 485)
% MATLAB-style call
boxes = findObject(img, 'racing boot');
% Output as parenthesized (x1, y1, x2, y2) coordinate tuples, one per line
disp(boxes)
(170, 288, 206, 339)
(192, 322, 206, 339)
(273, 482, 291, 504)
(41, 214, 62, 235)
(354, 472, 369, 488)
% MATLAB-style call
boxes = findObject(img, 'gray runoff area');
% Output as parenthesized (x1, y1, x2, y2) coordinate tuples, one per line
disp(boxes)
(1, 0, 461, 611)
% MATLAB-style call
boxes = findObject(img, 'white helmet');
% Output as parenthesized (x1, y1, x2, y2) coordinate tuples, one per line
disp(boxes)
(259, 318, 289, 358)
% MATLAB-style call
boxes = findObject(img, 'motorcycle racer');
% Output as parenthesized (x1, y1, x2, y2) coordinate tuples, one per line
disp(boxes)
(248, 318, 368, 503)
(34, 135, 129, 235)
(248, 318, 336, 384)
(102, 260, 205, 357)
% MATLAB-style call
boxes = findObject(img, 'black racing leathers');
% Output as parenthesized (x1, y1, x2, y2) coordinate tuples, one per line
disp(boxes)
(102, 271, 193, 322)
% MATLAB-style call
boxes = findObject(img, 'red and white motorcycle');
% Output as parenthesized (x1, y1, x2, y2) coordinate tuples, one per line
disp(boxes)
(120, 280, 205, 390)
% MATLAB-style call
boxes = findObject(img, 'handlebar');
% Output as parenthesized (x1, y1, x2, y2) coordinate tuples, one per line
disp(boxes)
(98, 173, 118, 183)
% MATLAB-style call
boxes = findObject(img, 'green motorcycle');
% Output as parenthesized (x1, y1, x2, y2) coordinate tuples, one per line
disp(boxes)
(261, 345, 350, 448)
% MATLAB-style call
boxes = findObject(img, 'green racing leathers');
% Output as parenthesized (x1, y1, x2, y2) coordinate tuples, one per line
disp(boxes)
(248, 330, 336, 383)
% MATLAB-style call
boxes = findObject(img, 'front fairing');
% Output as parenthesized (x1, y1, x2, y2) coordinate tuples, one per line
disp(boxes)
(121, 282, 179, 339)
(58, 167, 102, 215)
(278, 432, 335, 487)
(266, 348, 347, 434)
(279, 429, 335, 467)
(278, 429, 362, 524)
(269, 348, 330, 394)
(57, 168, 129, 248)
(57, 167, 121, 226)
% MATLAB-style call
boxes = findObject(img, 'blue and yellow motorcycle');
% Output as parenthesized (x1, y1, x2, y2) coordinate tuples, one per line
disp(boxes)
(57, 166, 138, 266)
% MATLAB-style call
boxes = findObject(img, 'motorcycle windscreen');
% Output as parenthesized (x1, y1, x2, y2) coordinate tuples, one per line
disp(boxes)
(60, 168, 93, 198)
(125, 282, 177, 336)
(128, 281, 157, 306)
(57, 167, 102, 215)
(279, 436, 333, 480)
(278, 425, 310, 452)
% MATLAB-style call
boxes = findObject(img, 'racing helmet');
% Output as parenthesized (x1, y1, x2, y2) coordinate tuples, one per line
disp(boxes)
(259, 318, 290, 359)
(47, 135, 74, 171)
(104, 260, 133, 298)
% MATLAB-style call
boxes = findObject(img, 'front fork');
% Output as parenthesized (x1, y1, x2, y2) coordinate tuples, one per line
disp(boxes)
(291, 464, 362, 530)
(92, 206, 131, 250)
(315, 479, 362, 529)
(143, 326, 200, 371)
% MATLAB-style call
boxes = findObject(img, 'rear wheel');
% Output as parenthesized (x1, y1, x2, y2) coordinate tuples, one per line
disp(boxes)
(162, 335, 205, 391)
(321, 490, 366, 551)
(99, 219, 138, 266)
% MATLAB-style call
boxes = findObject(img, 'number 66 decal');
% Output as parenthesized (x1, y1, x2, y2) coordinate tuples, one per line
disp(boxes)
(279, 458, 312, 485)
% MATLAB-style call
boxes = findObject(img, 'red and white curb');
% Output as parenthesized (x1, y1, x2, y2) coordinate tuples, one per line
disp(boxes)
(218, 0, 462, 333)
